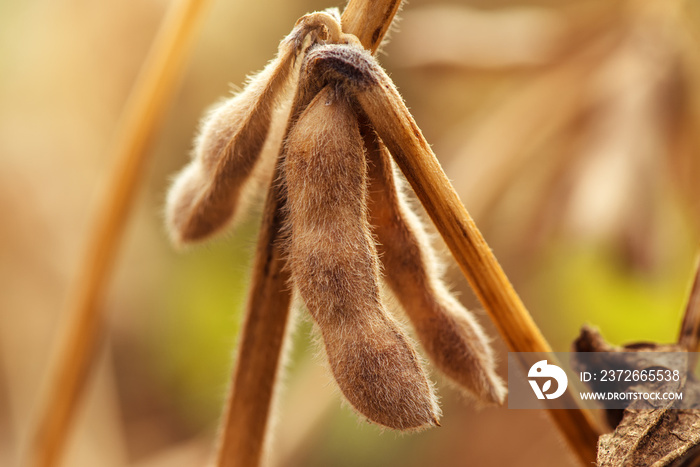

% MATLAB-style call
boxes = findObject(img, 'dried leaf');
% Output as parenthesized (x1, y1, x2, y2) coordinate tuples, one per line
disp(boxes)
(574, 327, 700, 466)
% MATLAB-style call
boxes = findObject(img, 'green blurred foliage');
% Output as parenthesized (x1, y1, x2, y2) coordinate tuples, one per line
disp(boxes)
(535, 240, 695, 350)
(153, 220, 258, 426)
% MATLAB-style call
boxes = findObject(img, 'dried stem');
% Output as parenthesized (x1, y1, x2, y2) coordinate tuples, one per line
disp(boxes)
(212, 1, 405, 465)
(214, 172, 292, 467)
(21, 0, 213, 466)
(340, 0, 401, 52)
(355, 80, 601, 464)
(678, 252, 700, 356)
(219, 0, 600, 462)
(357, 88, 548, 352)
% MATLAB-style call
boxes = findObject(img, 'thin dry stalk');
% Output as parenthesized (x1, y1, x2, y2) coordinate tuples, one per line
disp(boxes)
(353, 68, 602, 463)
(21, 0, 213, 466)
(212, 0, 406, 465)
(357, 90, 552, 353)
(214, 172, 292, 467)
(340, 0, 401, 53)
(678, 253, 700, 355)
(217, 0, 600, 463)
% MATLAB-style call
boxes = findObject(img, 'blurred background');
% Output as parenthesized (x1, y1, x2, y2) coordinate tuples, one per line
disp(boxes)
(1, 0, 699, 465)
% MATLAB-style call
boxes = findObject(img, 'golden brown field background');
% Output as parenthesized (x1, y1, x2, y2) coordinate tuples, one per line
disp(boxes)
(1, 0, 699, 465)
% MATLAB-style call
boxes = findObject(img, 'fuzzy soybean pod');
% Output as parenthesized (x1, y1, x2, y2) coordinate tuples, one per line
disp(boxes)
(165, 11, 343, 245)
(284, 87, 439, 430)
(363, 127, 507, 405)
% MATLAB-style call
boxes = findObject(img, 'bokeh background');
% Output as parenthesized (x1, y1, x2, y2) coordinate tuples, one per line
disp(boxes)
(1, 0, 699, 465)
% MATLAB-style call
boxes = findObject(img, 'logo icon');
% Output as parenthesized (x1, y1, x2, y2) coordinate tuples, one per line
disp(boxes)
(528, 360, 568, 400)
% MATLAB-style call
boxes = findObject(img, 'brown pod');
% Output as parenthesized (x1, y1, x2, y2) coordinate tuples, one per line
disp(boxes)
(165, 11, 344, 245)
(363, 127, 506, 405)
(284, 87, 439, 430)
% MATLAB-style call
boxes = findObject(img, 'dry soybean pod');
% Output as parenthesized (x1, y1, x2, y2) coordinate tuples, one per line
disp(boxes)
(284, 86, 439, 430)
(166, 11, 343, 244)
(304, 42, 601, 462)
(362, 125, 506, 404)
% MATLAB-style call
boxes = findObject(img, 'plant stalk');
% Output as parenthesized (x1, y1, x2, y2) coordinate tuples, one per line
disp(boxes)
(356, 84, 601, 464)
(21, 1, 213, 466)
(214, 178, 292, 467)
(679, 252, 700, 357)
(213, 2, 405, 465)
(340, 0, 401, 52)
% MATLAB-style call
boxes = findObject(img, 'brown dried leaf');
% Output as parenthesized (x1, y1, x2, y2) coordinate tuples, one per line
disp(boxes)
(574, 327, 700, 466)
